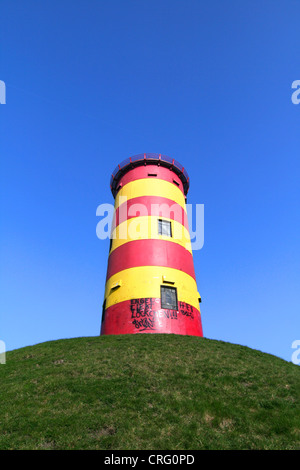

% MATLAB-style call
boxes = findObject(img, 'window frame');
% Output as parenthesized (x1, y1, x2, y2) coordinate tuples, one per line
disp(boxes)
(160, 285, 178, 310)
(158, 218, 172, 237)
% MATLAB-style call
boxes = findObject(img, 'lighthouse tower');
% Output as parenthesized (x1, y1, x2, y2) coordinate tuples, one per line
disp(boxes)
(100, 153, 203, 337)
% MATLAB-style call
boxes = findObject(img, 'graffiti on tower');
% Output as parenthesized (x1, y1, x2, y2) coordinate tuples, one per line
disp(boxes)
(129, 297, 195, 331)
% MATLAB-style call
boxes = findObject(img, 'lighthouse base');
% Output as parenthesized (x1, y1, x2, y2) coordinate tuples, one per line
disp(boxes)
(100, 298, 203, 337)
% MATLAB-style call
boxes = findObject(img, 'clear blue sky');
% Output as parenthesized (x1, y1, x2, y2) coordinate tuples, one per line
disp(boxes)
(1, 0, 299, 362)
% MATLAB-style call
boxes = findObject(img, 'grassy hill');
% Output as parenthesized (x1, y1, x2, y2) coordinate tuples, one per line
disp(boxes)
(0, 334, 299, 450)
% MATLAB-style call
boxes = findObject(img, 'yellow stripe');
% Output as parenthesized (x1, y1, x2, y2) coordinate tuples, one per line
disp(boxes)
(110, 215, 192, 253)
(115, 179, 186, 210)
(105, 266, 199, 311)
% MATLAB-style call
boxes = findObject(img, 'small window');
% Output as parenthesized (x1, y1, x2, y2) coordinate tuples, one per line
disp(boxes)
(101, 299, 106, 324)
(173, 179, 180, 186)
(158, 219, 172, 237)
(161, 286, 178, 310)
(148, 173, 157, 177)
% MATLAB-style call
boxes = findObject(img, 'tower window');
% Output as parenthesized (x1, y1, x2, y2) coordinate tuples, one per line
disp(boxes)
(161, 286, 178, 310)
(158, 219, 172, 237)
(101, 299, 106, 324)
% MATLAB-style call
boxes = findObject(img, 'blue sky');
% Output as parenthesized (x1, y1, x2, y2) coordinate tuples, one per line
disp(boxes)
(1, 0, 299, 363)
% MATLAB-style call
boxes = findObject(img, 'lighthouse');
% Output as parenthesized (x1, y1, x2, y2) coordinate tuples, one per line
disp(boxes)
(100, 153, 203, 337)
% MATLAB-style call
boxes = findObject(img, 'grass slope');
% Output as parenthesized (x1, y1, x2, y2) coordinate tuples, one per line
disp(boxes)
(0, 334, 299, 450)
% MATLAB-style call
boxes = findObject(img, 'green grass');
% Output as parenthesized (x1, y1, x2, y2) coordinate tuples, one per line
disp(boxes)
(0, 334, 299, 450)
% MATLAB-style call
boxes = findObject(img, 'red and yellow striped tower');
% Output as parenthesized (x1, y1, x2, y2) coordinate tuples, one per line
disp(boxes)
(100, 153, 203, 336)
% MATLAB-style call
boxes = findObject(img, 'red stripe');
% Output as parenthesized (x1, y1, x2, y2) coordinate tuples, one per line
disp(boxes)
(100, 298, 203, 337)
(116, 165, 185, 195)
(106, 239, 195, 281)
(113, 195, 189, 231)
